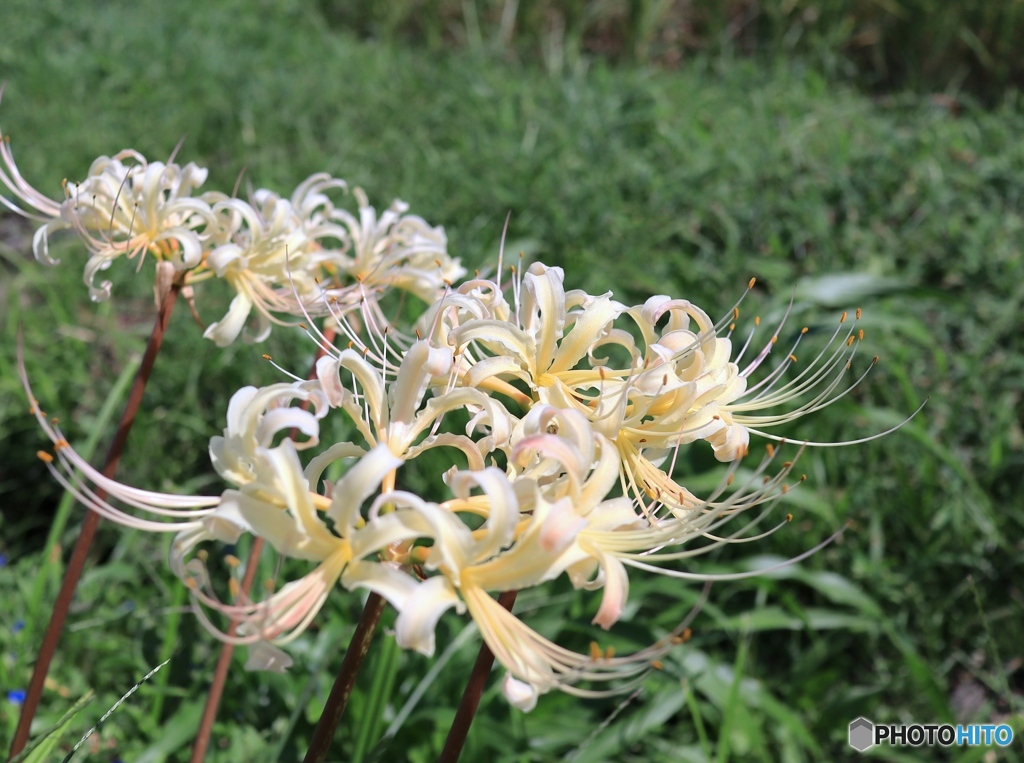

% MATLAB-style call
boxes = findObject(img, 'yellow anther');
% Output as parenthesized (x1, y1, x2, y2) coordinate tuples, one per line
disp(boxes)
(185, 577, 198, 589)
(225, 554, 241, 569)
(712, 414, 720, 420)
(788, 354, 797, 362)
(729, 322, 736, 331)
(228, 578, 241, 598)
(771, 335, 778, 344)
(50, 417, 59, 425)
(726, 474, 735, 486)
(786, 513, 793, 522)
(415, 329, 422, 339)
(846, 336, 855, 347)
(781, 484, 789, 494)
(299, 323, 308, 331)
(754, 316, 761, 326)
(858, 329, 864, 341)
(766, 444, 775, 457)
(197, 549, 209, 562)
(856, 308, 862, 320)
(651, 660, 664, 670)
(262, 354, 272, 360)
(37, 450, 54, 463)
(347, 341, 354, 349)
(841, 311, 848, 323)
(733, 307, 740, 320)
(782, 461, 792, 468)
(872, 356, 879, 364)
(589, 641, 602, 661)
(55, 439, 69, 450)
(605, 646, 616, 659)
(748, 277, 756, 289)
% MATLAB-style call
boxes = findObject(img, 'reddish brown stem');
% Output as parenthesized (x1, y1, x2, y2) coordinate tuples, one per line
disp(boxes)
(9, 284, 181, 760)
(303, 592, 387, 763)
(190, 328, 337, 762)
(438, 590, 518, 763)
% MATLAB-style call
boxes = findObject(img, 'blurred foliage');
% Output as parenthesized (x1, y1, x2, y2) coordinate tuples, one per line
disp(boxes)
(1, 0, 1023, 760)
(318, 0, 1024, 98)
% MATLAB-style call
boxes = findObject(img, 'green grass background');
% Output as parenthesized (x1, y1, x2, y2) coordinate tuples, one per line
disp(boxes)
(1, 0, 1022, 760)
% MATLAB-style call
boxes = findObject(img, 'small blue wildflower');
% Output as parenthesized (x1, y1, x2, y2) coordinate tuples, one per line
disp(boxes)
(7, 689, 26, 705)
(0, 552, 8, 567)
(12, 619, 24, 634)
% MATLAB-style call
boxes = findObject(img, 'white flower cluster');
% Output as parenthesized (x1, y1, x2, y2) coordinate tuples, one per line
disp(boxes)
(23, 237, 914, 710)
(1, 132, 461, 345)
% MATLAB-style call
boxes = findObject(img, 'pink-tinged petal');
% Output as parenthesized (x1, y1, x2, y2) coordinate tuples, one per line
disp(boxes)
(539, 498, 589, 555)
(591, 554, 629, 630)
(502, 674, 538, 712)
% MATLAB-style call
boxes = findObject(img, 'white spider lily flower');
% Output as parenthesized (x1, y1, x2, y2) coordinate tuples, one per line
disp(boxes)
(416, 409, 830, 709)
(1, 144, 217, 300)
(306, 188, 464, 350)
(402, 462, 688, 708)
(198, 175, 351, 346)
(322, 187, 463, 304)
(171, 442, 431, 648)
(313, 338, 514, 466)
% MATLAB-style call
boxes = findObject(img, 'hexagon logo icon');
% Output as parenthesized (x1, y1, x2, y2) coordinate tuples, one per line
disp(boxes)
(849, 717, 874, 752)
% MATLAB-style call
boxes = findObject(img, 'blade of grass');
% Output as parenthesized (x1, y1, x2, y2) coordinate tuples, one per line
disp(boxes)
(715, 635, 749, 763)
(9, 691, 94, 763)
(63, 659, 172, 763)
(149, 578, 187, 725)
(351, 634, 400, 763)
(684, 678, 712, 761)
